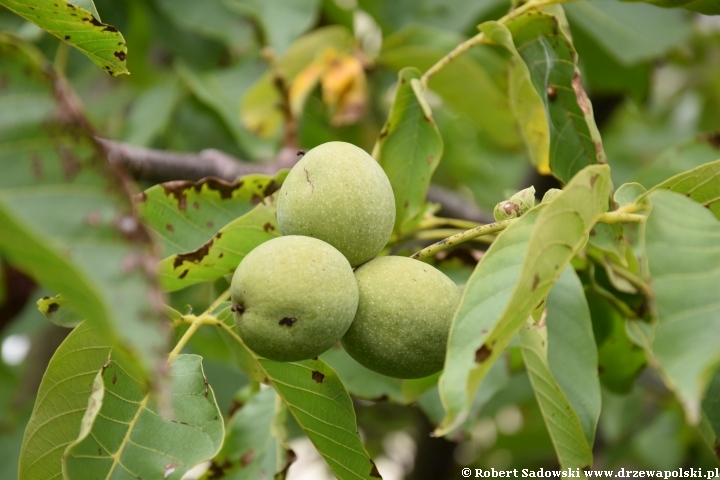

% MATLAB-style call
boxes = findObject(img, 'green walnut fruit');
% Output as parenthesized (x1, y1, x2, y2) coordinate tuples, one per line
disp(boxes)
(230, 235, 359, 362)
(341, 256, 461, 379)
(277, 141, 395, 267)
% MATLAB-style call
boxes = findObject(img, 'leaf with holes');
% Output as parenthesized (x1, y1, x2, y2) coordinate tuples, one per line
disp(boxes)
(505, 12, 606, 183)
(0, 0, 128, 75)
(438, 165, 610, 435)
(159, 194, 281, 292)
(19, 321, 113, 479)
(374, 67, 443, 233)
(210, 307, 382, 479)
(0, 36, 166, 375)
(137, 172, 286, 257)
(638, 190, 720, 423)
(642, 158, 720, 220)
(62, 353, 223, 479)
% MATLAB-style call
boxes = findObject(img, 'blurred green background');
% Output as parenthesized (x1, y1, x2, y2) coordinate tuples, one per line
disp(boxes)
(2, 0, 720, 478)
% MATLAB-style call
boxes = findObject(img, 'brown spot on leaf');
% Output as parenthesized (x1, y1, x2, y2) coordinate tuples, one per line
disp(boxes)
(47, 302, 60, 314)
(198, 177, 240, 200)
(64, 35, 70, 40)
(571, 71, 591, 116)
(206, 221, 214, 229)
(135, 192, 147, 202)
(263, 180, 280, 197)
(173, 238, 214, 268)
(279, 317, 297, 327)
(532, 274, 540, 290)
(218, 253, 224, 258)
(427, 155, 434, 165)
(240, 449, 254, 466)
(114, 51, 126, 61)
(546, 86, 557, 101)
(166, 223, 174, 232)
(85, 15, 119, 32)
(178, 269, 189, 279)
(504, 202, 520, 215)
(714, 440, 720, 458)
(263, 222, 274, 232)
(193, 201, 200, 210)
(589, 229, 596, 236)
(112, 374, 117, 385)
(370, 460, 382, 478)
(475, 345, 491, 363)
(250, 194, 262, 205)
(162, 180, 194, 210)
(312, 371, 325, 383)
(590, 174, 599, 189)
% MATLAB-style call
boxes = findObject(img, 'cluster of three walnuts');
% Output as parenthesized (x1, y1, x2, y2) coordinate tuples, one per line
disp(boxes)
(231, 142, 460, 379)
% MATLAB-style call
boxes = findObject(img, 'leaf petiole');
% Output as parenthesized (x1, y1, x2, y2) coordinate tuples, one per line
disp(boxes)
(411, 219, 515, 260)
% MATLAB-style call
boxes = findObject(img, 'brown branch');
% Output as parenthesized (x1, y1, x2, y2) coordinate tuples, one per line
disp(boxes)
(99, 138, 491, 222)
(99, 138, 300, 183)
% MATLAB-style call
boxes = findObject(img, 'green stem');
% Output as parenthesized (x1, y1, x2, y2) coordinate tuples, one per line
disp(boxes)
(416, 216, 482, 231)
(420, 0, 573, 87)
(204, 287, 232, 315)
(168, 317, 203, 360)
(411, 219, 515, 260)
(596, 212, 645, 224)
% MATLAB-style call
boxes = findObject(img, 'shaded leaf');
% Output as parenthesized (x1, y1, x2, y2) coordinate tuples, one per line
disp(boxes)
(19, 321, 112, 479)
(321, 347, 404, 403)
(620, 0, 720, 14)
(0, 35, 166, 374)
(158, 193, 281, 292)
(481, 21, 550, 174)
(639, 190, 720, 423)
(700, 367, 720, 459)
(546, 268, 601, 445)
(520, 316, 593, 469)
(374, 67, 443, 232)
(565, 0, 692, 66)
(213, 307, 382, 479)
(122, 79, 182, 147)
(438, 165, 611, 435)
(643, 158, 720, 220)
(615, 182, 647, 207)
(634, 135, 720, 189)
(506, 11, 606, 183)
(138, 173, 285, 257)
(63, 354, 224, 479)
(36, 294, 81, 328)
(379, 26, 520, 150)
(0, 0, 128, 75)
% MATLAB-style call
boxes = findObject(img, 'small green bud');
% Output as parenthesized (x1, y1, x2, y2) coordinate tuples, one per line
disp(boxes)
(493, 186, 536, 221)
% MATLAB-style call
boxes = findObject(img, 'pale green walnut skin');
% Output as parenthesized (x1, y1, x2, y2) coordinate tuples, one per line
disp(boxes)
(341, 256, 461, 379)
(231, 235, 359, 362)
(277, 141, 395, 267)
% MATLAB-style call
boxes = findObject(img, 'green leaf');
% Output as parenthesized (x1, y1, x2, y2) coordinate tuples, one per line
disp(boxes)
(615, 182, 647, 207)
(204, 387, 284, 479)
(565, 0, 692, 66)
(158, 193, 281, 292)
(639, 190, 720, 423)
(321, 347, 404, 403)
(138, 173, 285, 257)
(122, 79, 182, 147)
(700, 368, 720, 459)
(480, 21, 550, 174)
(374, 67, 443, 233)
(36, 294, 81, 328)
(0, 35, 166, 374)
(379, 26, 520, 150)
(506, 11, 606, 183)
(642, 158, 720, 220)
(634, 136, 720, 190)
(620, 0, 719, 16)
(545, 268, 601, 445)
(63, 353, 224, 479)
(0, 0, 128, 75)
(213, 308, 381, 479)
(19, 321, 112, 479)
(438, 165, 611, 435)
(225, 0, 320, 55)
(520, 316, 593, 469)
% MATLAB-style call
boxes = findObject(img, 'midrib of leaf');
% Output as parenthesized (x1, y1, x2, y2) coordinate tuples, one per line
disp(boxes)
(103, 394, 151, 479)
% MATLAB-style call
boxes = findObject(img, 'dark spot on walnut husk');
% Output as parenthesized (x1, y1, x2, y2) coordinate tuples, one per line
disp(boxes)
(370, 460, 381, 478)
(475, 345, 491, 363)
(231, 304, 245, 314)
(173, 238, 214, 268)
(47, 302, 60, 314)
(311, 371, 325, 383)
(279, 317, 297, 327)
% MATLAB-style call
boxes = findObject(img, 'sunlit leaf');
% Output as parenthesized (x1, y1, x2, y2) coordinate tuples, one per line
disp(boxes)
(374, 67, 443, 232)
(506, 12, 606, 183)
(638, 190, 720, 423)
(643, 158, 720, 220)
(36, 294, 81, 328)
(0, 35, 166, 375)
(438, 165, 610, 435)
(63, 354, 224, 479)
(138, 172, 286, 257)
(0, 0, 128, 75)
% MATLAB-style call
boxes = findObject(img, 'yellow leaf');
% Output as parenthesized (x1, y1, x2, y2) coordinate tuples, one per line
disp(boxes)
(321, 55, 367, 126)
